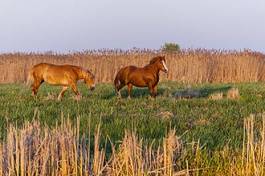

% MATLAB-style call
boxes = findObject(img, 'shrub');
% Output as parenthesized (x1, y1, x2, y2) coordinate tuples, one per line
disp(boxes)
(162, 42, 180, 52)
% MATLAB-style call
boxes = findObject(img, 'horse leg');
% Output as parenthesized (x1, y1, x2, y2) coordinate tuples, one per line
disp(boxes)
(115, 82, 125, 98)
(148, 82, 156, 98)
(31, 80, 42, 96)
(127, 83, 133, 99)
(70, 83, 81, 100)
(153, 85, 158, 97)
(58, 86, 68, 101)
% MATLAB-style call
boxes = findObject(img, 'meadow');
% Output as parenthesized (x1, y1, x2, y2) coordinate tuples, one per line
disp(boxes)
(1, 81, 263, 148)
(1, 81, 265, 175)
(1, 49, 265, 175)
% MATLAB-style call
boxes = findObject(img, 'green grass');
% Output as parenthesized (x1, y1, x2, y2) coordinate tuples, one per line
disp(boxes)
(1, 81, 265, 151)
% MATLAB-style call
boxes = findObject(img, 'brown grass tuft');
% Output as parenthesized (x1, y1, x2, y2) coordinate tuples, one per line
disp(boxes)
(44, 92, 57, 100)
(157, 111, 174, 119)
(227, 87, 240, 99)
(208, 92, 224, 100)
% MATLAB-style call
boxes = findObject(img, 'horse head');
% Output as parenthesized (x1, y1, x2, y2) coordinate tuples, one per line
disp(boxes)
(149, 56, 168, 73)
(84, 70, 96, 91)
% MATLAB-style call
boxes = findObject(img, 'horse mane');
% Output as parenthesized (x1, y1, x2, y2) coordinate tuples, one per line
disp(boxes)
(149, 56, 165, 64)
(71, 66, 94, 79)
(75, 66, 90, 74)
(82, 67, 94, 78)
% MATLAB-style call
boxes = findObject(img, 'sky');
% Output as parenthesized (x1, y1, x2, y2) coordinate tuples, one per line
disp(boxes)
(0, 0, 265, 53)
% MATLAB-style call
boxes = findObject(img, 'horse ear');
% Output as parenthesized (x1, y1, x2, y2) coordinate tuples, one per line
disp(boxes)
(150, 56, 165, 64)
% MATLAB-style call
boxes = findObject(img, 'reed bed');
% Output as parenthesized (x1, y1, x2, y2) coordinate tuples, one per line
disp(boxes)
(0, 49, 265, 84)
(0, 115, 183, 176)
(0, 113, 265, 175)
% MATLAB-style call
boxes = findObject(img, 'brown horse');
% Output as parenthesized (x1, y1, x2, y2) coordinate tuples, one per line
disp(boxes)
(114, 56, 168, 98)
(27, 63, 95, 100)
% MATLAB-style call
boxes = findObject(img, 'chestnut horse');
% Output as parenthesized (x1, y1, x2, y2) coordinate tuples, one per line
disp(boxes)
(114, 56, 168, 98)
(27, 63, 95, 100)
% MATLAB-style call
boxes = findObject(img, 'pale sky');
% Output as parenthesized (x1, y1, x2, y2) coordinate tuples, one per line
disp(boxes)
(0, 0, 264, 53)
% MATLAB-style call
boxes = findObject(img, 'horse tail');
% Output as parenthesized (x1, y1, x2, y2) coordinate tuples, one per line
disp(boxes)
(114, 68, 126, 89)
(26, 68, 34, 86)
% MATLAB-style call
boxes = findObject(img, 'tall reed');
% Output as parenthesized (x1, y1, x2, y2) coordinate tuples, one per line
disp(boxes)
(0, 49, 264, 84)
(0, 115, 184, 175)
(1, 113, 265, 175)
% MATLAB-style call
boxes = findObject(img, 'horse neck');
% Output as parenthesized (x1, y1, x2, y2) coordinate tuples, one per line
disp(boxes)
(145, 63, 160, 75)
(76, 68, 88, 80)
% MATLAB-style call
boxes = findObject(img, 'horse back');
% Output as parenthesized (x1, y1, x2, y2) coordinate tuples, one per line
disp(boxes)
(31, 63, 81, 85)
(30, 63, 50, 77)
(115, 64, 159, 87)
(116, 66, 137, 79)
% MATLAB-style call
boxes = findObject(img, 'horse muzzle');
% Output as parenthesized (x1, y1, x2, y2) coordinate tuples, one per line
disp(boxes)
(90, 86, 95, 91)
(163, 69, 168, 74)
(90, 84, 96, 91)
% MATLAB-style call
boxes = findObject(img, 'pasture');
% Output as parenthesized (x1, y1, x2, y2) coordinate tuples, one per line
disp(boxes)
(1, 81, 265, 148)
(1, 81, 265, 174)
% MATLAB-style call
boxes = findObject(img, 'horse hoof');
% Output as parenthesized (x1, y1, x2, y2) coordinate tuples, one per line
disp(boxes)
(116, 94, 122, 99)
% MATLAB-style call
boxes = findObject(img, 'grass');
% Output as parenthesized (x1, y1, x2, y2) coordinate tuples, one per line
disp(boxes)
(2, 81, 265, 175)
(1, 81, 265, 152)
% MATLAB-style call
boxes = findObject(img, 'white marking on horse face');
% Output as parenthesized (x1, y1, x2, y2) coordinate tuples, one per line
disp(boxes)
(162, 60, 168, 72)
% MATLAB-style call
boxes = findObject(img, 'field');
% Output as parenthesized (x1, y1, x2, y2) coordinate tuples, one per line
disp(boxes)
(0, 81, 261, 147)
(1, 81, 265, 175)
(1, 50, 265, 175)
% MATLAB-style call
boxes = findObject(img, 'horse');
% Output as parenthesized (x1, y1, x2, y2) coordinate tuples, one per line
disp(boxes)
(27, 63, 95, 100)
(114, 56, 168, 98)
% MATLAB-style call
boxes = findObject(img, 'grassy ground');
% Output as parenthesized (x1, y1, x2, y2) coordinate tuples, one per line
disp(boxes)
(1, 81, 265, 152)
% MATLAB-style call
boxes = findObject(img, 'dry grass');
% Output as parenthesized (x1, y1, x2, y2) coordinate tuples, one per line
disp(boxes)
(0, 114, 184, 176)
(43, 92, 58, 100)
(227, 87, 240, 99)
(157, 111, 174, 120)
(0, 49, 265, 84)
(208, 92, 224, 100)
(1, 113, 265, 175)
(208, 87, 240, 100)
(240, 114, 265, 176)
